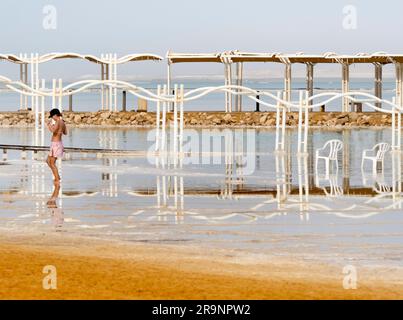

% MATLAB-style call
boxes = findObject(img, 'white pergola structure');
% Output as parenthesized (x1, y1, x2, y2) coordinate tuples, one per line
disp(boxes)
(166, 51, 403, 112)
(0, 52, 163, 112)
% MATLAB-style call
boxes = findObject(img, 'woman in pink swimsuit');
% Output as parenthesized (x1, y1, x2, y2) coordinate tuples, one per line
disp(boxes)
(46, 108, 67, 186)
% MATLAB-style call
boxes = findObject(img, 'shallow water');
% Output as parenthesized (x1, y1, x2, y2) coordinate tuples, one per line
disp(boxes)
(0, 127, 402, 268)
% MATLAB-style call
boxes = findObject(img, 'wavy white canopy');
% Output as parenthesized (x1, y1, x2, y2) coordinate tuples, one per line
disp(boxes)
(0, 52, 163, 64)
(167, 51, 403, 64)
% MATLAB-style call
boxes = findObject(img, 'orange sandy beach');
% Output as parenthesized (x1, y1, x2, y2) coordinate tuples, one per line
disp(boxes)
(1, 232, 402, 300)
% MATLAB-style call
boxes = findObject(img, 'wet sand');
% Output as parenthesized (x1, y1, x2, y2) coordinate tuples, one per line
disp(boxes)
(1, 232, 402, 300)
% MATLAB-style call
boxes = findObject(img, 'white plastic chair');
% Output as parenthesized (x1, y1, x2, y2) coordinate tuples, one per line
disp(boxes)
(361, 142, 390, 174)
(315, 139, 343, 177)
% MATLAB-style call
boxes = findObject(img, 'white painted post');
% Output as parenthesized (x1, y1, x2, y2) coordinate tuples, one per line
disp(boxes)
(275, 91, 282, 152)
(155, 85, 161, 152)
(161, 84, 167, 152)
(41, 79, 45, 146)
(35, 53, 39, 115)
(392, 97, 396, 150)
(24, 53, 28, 110)
(236, 62, 244, 111)
(306, 63, 314, 105)
(179, 84, 184, 157)
(167, 62, 172, 111)
(342, 63, 350, 112)
(19, 53, 23, 110)
(284, 63, 292, 102)
(114, 53, 118, 112)
(173, 84, 178, 167)
(374, 63, 383, 109)
(396, 63, 403, 108)
(58, 78, 63, 111)
(30, 53, 34, 112)
(297, 90, 303, 153)
(108, 54, 112, 112)
(224, 63, 228, 112)
(304, 91, 309, 154)
(52, 78, 56, 109)
(228, 63, 232, 112)
(281, 91, 287, 150)
(101, 54, 105, 111)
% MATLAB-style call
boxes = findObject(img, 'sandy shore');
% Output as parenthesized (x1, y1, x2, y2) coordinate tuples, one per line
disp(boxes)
(1, 231, 402, 300)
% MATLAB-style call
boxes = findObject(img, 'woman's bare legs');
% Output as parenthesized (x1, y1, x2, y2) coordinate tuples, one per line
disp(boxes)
(46, 156, 61, 206)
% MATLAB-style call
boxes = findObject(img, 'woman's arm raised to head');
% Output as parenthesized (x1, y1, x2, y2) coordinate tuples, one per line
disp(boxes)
(47, 120, 59, 133)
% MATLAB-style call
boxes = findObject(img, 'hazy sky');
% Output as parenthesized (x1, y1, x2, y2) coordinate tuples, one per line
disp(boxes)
(0, 0, 402, 79)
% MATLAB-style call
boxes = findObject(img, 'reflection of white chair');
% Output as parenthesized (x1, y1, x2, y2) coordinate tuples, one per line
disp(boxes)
(316, 173, 343, 197)
(361, 143, 390, 174)
(315, 139, 343, 177)
(323, 174, 343, 197)
(362, 171, 391, 194)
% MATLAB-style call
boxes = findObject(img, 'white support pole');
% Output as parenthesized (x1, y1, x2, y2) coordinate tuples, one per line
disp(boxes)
(236, 62, 243, 111)
(392, 98, 396, 150)
(374, 63, 383, 109)
(179, 84, 184, 158)
(228, 63, 232, 112)
(41, 79, 45, 146)
(30, 53, 34, 111)
(173, 84, 178, 167)
(161, 84, 167, 152)
(396, 63, 403, 108)
(114, 53, 118, 112)
(24, 53, 28, 110)
(19, 53, 23, 110)
(101, 54, 105, 111)
(107, 54, 112, 111)
(303, 91, 309, 154)
(306, 63, 314, 106)
(167, 62, 172, 111)
(398, 111, 402, 151)
(52, 78, 56, 109)
(342, 63, 350, 112)
(155, 85, 161, 152)
(35, 53, 39, 114)
(275, 91, 282, 152)
(297, 91, 304, 154)
(58, 78, 63, 111)
(281, 91, 287, 149)
(284, 63, 292, 102)
(223, 61, 233, 112)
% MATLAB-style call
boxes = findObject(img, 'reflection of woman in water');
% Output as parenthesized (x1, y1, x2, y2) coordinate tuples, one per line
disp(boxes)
(50, 207, 64, 230)
(47, 172, 61, 207)
(47, 182, 64, 230)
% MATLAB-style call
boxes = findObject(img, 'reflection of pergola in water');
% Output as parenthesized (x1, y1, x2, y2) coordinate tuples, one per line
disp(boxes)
(167, 51, 403, 112)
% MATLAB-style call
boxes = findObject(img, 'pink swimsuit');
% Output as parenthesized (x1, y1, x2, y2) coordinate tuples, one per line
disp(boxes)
(49, 141, 64, 158)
